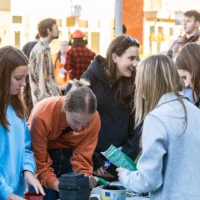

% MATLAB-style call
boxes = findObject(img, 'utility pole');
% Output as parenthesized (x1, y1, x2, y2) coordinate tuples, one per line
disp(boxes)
(115, 0, 123, 37)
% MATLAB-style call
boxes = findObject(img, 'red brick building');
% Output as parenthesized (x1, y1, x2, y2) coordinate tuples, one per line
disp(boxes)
(123, 0, 144, 45)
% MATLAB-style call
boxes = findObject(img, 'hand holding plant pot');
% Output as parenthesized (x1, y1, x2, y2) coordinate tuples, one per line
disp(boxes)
(23, 171, 45, 196)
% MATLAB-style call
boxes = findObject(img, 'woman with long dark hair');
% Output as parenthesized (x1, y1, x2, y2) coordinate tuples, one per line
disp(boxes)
(82, 35, 141, 179)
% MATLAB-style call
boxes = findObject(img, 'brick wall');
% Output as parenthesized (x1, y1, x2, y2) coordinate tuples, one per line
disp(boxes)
(123, 0, 144, 47)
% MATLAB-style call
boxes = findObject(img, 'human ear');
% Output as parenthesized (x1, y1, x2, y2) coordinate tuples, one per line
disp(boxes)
(112, 53, 118, 63)
(195, 21, 200, 28)
(47, 28, 51, 34)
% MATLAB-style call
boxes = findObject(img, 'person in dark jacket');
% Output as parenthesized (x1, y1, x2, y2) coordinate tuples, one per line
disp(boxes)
(22, 33, 40, 59)
(81, 35, 141, 179)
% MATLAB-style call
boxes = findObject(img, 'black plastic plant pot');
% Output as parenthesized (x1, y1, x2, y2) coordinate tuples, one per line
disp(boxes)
(59, 173, 90, 200)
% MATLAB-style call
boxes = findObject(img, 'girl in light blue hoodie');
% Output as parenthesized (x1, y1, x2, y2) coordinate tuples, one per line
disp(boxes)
(0, 46, 45, 200)
(117, 54, 200, 200)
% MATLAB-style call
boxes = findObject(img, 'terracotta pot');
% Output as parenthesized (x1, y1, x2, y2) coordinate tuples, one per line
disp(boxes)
(25, 192, 43, 200)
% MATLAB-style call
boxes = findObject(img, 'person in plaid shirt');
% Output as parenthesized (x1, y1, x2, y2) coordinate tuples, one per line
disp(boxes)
(65, 30, 96, 80)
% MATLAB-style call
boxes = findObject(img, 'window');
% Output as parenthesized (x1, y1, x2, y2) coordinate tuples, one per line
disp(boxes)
(15, 31, 20, 49)
(66, 17, 75, 27)
(0, 0, 11, 11)
(12, 16, 22, 24)
(56, 19, 62, 27)
(79, 20, 88, 28)
(158, 26, 163, 34)
(169, 28, 173, 36)
(91, 32, 100, 54)
(150, 26, 155, 34)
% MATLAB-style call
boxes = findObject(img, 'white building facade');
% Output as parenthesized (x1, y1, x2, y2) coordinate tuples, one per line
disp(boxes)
(0, 0, 115, 56)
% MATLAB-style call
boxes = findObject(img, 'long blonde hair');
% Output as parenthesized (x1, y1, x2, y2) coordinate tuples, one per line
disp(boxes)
(134, 54, 186, 127)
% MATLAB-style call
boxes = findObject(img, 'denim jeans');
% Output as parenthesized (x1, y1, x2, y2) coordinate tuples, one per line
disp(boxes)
(30, 148, 73, 200)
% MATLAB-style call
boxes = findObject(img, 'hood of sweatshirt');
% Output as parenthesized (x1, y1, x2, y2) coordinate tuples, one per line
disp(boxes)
(86, 55, 109, 84)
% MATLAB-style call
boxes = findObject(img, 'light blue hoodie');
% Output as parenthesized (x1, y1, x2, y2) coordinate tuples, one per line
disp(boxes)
(0, 105, 35, 200)
(119, 93, 200, 200)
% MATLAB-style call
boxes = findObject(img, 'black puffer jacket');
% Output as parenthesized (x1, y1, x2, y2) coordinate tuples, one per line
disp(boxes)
(81, 55, 141, 177)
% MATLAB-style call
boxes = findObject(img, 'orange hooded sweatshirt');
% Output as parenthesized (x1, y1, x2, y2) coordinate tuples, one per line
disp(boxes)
(28, 96, 100, 189)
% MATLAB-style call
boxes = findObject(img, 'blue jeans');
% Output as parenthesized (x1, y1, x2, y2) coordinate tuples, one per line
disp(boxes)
(30, 148, 73, 200)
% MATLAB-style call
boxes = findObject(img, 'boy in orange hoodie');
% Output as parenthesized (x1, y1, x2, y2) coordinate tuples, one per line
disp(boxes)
(28, 79, 100, 199)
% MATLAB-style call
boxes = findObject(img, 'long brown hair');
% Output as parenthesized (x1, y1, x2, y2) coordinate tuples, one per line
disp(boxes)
(0, 46, 28, 130)
(175, 42, 200, 101)
(135, 54, 187, 128)
(105, 35, 140, 109)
